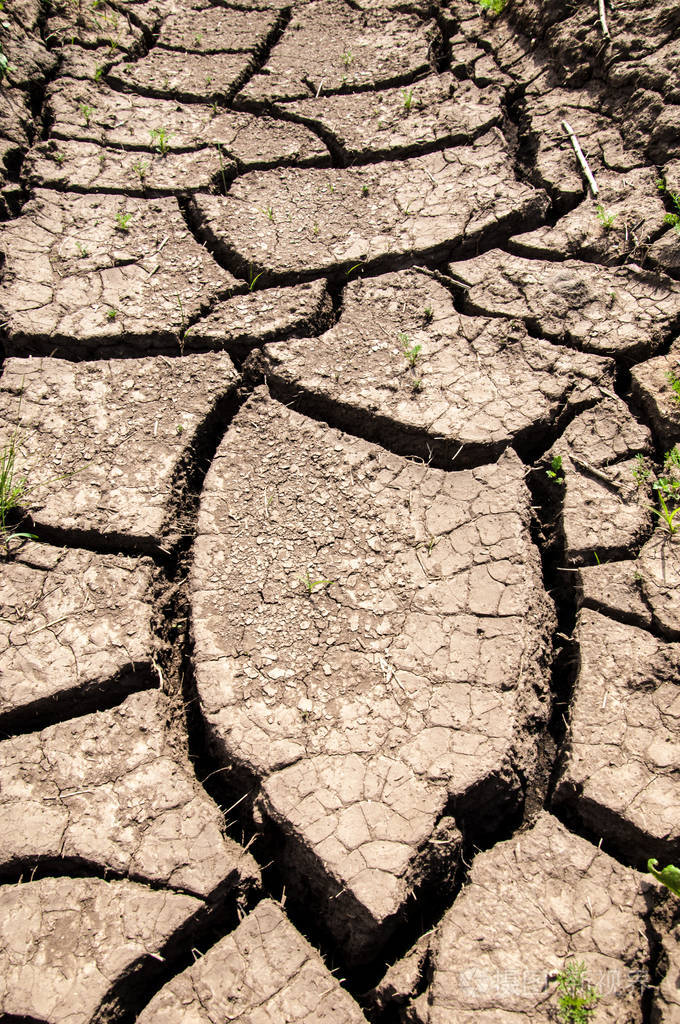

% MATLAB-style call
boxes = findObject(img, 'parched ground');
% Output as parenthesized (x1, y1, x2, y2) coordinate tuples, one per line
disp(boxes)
(1, 0, 680, 1019)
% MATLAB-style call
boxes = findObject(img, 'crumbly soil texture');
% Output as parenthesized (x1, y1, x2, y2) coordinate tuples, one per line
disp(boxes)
(2, 0, 680, 1020)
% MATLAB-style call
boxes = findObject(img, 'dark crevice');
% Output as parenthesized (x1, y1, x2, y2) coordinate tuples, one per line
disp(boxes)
(93, 889, 260, 1024)
(0, 662, 157, 741)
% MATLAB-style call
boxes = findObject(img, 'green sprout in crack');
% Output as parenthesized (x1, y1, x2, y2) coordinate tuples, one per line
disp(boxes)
(247, 264, 264, 291)
(648, 858, 680, 897)
(79, 101, 94, 126)
(114, 211, 133, 232)
(150, 126, 172, 156)
(632, 452, 650, 486)
(423, 305, 434, 324)
(400, 332, 422, 368)
(0, 429, 38, 552)
(299, 571, 335, 595)
(477, 0, 506, 13)
(596, 204, 616, 230)
(402, 87, 414, 112)
(553, 961, 600, 1024)
(667, 369, 680, 403)
(106, 308, 118, 321)
(547, 454, 564, 485)
(341, 49, 353, 67)
(649, 448, 680, 534)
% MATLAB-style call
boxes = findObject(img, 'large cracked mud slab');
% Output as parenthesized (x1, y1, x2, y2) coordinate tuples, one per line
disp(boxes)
(0, 688, 260, 897)
(449, 250, 680, 358)
(510, 166, 667, 264)
(108, 50, 253, 103)
(554, 609, 680, 862)
(406, 812, 649, 1023)
(542, 396, 653, 563)
(190, 388, 554, 962)
(156, 5, 280, 53)
(0, 541, 153, 730)
(258, 267, 613, 465)
(277, 74, 503, 161)
(0, 353, 238, 552)
(0, 190, 237, 355)
(190, 132, 548, 277)
(237, 0, 438, 103)
(631, 345, 680, 450)
(138, 898, 368, 1024)
(45, 0, 142, 53)
(0, 875, 202, 1024)
(45, 79, 328, 167)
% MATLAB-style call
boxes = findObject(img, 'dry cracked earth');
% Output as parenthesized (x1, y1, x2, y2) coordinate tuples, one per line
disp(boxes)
(2, 0, 680, 1020)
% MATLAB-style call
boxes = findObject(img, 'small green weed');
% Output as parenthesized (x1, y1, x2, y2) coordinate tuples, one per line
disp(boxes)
(423, 305, 433, 324)
(632, 452, 650, 486)
(554, 961, 600, 1024)
(547, 454, 564, 485)
(400, 332, 422, 367)
(75, 241, 89, 258)
(341, 49, 353, 67)
(106, 308, 118, 320)
(150, 126, 172, 156)
(649, 449, 680, 534)
(132, 158, 148, 184)
(402, 87, 414, 112)
(248, 264, 264, 291)
(596, 204, 615, 229)
(648, 858, 680, 897)
(666, 369, 680, 403)
(55, 152, 65, 165)
(114, 211, 133, 232)
(361, 184, 369, 196)
(0, 430, 38, 552)
(658, 180, 680, 232)
(477, 0, 506, 13)
(94, 64, 104, 82)
(299, 571, 335, 595)
(80, 102, 94, 126)
(411, 377, 423, 393)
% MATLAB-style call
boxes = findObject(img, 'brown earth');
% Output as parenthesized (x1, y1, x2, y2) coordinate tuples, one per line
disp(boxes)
(1, 0, 680, 1019)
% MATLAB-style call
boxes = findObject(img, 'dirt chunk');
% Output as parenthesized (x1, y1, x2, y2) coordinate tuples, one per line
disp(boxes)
(407, 812, 649, 1023)
(190, 279, 332, 357)
(0, 689, 260, 897)
(237, 0, 438, 102)
(0, 542, 154, 729)
(280, 75, 503, 161)
(45, 0, 142, 53)
(0, 353, 239, 552)
(259, 268, 613, 465)
(631, 346, 680, 450)
(450, 250, 680, 358)
(522, 78, 646, 202)
(541, 396, 653, 564)
(554, 609, 680, 861)
(510, 167, 667, 263)
(578, 560, 653, 630)
(157, 6, 279, 52)
(46, 80, 328, 166)
(190, 388, 554, 962)
(190, 132, 547, 277)
(25, 139, 232, 195)
(0, 875, 201, 1024)
(637, 531, 680, 640)
(137, 899, 368, 1023)
(651, 901, 680, 1023)
(0, 190, 237, 355)
(107, 49, 253, 102)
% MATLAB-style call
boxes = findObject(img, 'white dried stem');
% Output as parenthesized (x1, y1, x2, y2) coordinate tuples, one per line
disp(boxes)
(598, 0, 611, 39)
(562, 119, 599, 197)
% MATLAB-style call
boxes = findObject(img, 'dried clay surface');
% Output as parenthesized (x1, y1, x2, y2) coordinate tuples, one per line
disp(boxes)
(0, 689, 260, 897)
(0, 541, 154, 728)
(138, 899, 368, 1024)
(0, 875, 201, 1024)
(0, 353, 238, 551)
(190, 388, 554, 961)
(1, 0, 680, 1015)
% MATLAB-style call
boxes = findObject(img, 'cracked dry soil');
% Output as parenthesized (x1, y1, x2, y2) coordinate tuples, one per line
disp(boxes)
(1, 0, 680, 1019)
